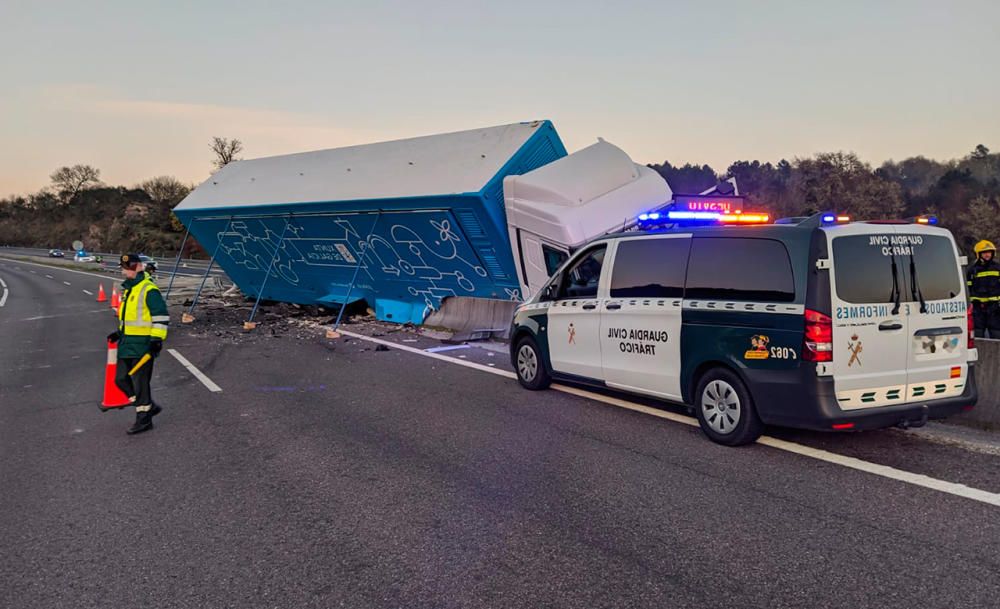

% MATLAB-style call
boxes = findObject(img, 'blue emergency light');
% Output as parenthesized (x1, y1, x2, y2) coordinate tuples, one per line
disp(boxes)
(821, 213, 851, 224)
(667, 211, 721, 221)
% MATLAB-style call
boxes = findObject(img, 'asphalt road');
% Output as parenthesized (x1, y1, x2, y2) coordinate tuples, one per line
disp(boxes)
(0, 247, 227, 279)
(2, 258, 1000, 609)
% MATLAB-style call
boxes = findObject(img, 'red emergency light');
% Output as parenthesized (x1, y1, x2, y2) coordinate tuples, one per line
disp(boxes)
(719, 212, 770, 224)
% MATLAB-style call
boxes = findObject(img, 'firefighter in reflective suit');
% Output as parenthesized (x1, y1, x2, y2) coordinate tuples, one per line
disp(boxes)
(968, 240, 1000, 338)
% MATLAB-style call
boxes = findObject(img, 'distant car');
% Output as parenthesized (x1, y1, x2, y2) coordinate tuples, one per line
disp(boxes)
(74, 254, 96, 263)
(139, 254, 157, 274)
(48, 249, 65, 258)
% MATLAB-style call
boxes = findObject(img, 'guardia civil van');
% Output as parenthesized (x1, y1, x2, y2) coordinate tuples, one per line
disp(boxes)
(508, 212, 978, 446)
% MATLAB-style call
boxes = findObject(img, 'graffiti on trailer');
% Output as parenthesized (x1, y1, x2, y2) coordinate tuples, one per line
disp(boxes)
(212, 213, 521, 312)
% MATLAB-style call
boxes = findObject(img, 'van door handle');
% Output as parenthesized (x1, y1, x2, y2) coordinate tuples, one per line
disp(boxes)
(606, 303, 621, 310)
(582, 303, 597, 310)
(879, 321, 903, 331)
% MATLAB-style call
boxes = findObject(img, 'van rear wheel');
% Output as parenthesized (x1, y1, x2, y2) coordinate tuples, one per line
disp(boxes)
(515, 336, 551, 390)
(694, 368, 763, 446)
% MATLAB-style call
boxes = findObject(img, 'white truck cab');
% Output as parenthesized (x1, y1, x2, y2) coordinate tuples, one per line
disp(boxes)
(504, 140, 672, 300)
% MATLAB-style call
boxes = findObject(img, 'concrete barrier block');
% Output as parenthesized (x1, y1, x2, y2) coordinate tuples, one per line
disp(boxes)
(952, 338, 1000, 430)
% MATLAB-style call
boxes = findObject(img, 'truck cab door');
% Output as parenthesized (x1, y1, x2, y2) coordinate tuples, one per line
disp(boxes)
(514, 229, 570, 300)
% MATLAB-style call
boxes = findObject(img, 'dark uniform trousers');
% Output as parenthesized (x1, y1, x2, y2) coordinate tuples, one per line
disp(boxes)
(114, 356, 155, 406)
(972, 303, 1000, 339)
(968, 258, 1000, 339)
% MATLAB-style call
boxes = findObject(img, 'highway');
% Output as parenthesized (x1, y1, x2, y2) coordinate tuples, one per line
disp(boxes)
(0, 246, 228, 279)
(2, 257, 1000, 608)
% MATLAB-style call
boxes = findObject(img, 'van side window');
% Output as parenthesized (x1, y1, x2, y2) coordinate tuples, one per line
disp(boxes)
(556, 246, 606, 299)
(610, 238, 691, 298)
(685, 237, 795, 302)
(542, 245, 569, 276)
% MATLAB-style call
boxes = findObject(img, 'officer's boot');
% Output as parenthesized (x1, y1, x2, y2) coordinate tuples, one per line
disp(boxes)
(127, 407, 154, 435)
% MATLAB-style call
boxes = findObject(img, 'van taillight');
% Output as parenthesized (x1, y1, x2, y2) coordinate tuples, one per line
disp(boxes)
(804, 309, 833, 362)
(968, 306, 975, 349)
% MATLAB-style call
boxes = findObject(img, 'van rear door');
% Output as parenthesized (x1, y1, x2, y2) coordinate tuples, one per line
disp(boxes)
(897, 228, 969, 402)
(827, 225, 910, 409)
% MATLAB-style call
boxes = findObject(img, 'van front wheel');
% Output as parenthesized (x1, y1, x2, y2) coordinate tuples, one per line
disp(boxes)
(515, 336, 551, 390)
(694, 369, 763, 446)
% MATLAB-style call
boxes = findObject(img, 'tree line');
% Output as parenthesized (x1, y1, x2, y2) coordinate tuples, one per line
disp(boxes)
(649, 144, 1000, 254)
(0, 138, 243, 258)
(1, 139, 997, 259)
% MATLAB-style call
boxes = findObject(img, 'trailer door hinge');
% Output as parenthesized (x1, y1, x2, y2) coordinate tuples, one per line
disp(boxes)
(815, 258, 831, 270)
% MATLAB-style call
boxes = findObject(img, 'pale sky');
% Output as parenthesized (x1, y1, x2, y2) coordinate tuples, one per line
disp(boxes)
(1, 0, 998, 197)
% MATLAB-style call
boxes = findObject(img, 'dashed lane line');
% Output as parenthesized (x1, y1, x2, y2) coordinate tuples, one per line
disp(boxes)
(338, 329, 1000, 509)
(0, 256, 118, 282)
(167, 348, 223, 393)
(0, 276, 7, 307)
(82, 289, 93, 296)
(45, 274, 53, 279)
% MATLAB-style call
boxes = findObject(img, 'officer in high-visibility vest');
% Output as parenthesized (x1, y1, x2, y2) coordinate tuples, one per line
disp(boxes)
(106, 253, 170, 434)
(967, 240, 1000, 338)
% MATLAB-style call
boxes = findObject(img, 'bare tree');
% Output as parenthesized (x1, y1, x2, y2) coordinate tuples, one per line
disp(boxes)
(139, 176, 192, 206)
(50, 165, 101, 201)
(210, 137, 244, 170)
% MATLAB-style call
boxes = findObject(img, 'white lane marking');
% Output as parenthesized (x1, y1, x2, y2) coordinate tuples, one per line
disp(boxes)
(339, 330, 1000, 509)
(757, 436, 1000, 507)
(167, 348, 223, 392)
(20, 309, 108, 321)
(83, 289, 93, 295)
(0, 256, 117, 281)
(45, 274, 53, 279)
(0, 276, 7, 307)
(63, 281, 71, 286)
(339, 330, 516, 378)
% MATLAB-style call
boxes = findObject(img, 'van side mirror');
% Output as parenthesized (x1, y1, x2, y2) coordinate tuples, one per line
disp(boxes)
(541, 284, 556, 302)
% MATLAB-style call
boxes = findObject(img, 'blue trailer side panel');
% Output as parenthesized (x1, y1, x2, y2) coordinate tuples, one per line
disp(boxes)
(173, 122, 566, 324)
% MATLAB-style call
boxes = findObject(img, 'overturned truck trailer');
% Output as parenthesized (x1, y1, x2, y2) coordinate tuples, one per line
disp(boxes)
(173, 120, 669, 324)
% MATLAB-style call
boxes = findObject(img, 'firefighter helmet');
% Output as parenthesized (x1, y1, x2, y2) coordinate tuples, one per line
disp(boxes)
(974, 240, 996, 257)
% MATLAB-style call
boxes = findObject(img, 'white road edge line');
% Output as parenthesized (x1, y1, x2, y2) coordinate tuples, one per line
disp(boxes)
(0, 256, 118, 282)
(167, 348, 223, 393)
(338, 329, 1000, 509)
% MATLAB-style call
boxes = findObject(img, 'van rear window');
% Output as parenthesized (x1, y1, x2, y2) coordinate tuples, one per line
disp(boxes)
(832, 234, 960, 304)
(907, 234, 962, 301)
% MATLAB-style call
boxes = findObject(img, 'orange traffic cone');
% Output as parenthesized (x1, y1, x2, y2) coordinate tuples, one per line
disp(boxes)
(100, 340, 132, 411)
(109, 287, 120, 310)
(96, 284, 107, 302)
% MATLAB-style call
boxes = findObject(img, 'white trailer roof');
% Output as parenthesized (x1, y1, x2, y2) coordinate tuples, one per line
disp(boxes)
(176, 121, 549, 211)
(503, 140, 671, 247)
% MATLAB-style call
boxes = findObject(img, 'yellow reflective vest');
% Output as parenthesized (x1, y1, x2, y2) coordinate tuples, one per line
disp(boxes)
(117, 273, 169, 357)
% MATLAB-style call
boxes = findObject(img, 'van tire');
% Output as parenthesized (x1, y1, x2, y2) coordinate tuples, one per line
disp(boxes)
(694, 368, 763, 446)
(514, 336, 551, 390)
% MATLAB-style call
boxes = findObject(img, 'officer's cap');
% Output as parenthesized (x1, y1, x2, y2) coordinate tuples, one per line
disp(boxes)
(119, 253, 142, 268)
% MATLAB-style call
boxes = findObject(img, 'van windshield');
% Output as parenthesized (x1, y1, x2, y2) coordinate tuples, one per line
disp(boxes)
(832, 233, 960, 304)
